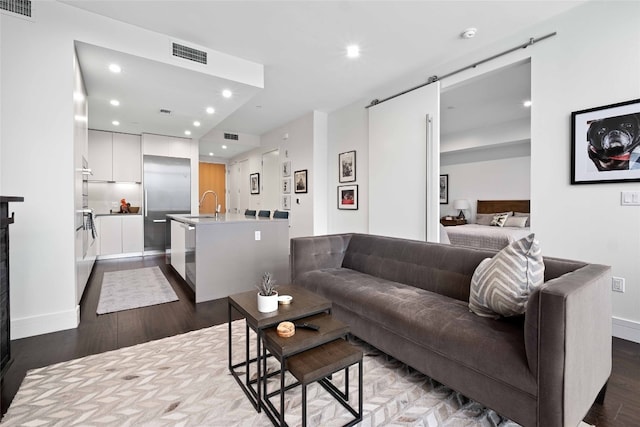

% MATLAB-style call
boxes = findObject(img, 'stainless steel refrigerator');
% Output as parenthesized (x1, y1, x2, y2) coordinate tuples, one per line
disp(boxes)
(143, 155, 191, 253)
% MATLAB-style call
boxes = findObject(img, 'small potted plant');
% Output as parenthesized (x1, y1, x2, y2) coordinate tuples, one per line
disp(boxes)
(256, 272, 278, 313)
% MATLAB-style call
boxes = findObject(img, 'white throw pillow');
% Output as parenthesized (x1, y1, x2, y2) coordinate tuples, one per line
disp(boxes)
(469, 234, 545, 318)
(504, 216, 528, 228)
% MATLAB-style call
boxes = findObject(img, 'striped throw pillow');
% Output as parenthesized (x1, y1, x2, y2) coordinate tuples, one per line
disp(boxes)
(469, 234, 544, 318)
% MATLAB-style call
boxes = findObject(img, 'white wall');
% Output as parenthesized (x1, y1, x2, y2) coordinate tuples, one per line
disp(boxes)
(327, 100, 369, 234)
(326, 1, 640, 342)
(230, 111, 326, 239)
(440, 155, 531, 220)
(0, 2, 244, 338)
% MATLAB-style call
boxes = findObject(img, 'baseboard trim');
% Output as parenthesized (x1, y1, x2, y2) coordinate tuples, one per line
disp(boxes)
(11, 307, 79, 339)
(612, 316, 640, 344)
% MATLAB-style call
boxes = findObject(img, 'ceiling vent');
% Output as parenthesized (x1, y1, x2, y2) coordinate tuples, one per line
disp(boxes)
(1, 0, 32, 17)
(224, 133, 239, 141)
(172, 43, 207, 65)
(159, 109, 172, 115)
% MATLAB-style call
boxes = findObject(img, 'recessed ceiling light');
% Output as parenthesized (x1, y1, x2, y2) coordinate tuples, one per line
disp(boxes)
(346, 45, 360, 58)
(460, 28, 477, 39)
(209, 152, 214, 156)
(185, 130, 192, 136)
(222, 145, 227, 149)
(110, 99, 120, 106)
(523, 100, 532, 107)
(112, 120, 120, 126)
(193, 121, 201, 127)
(109, 64, 121, 73)
(206, 107, 215, 114)
(222, 89, 232, 98)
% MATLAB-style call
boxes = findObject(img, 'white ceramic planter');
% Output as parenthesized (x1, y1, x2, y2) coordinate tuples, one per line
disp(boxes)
(257, 292, 279, 313)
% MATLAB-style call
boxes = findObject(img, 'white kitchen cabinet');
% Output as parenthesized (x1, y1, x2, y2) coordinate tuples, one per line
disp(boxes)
(97, 215, 143, 257)
(88, 130, 113, 181)
(89, 130, 141, 182)
(122, 215, 144, 253)
(142, 133, 192, 159)
(113, 133, 142, 182)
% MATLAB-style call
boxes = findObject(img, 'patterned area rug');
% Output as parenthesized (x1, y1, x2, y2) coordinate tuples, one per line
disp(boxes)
(1, 321, 590, 426)
(96, 266, 179, 314)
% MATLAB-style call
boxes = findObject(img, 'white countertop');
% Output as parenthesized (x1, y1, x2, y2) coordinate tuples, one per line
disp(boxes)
(167, 213, 287, 225)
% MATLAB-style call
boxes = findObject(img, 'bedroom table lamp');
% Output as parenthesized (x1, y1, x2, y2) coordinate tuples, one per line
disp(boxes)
(453, 199, 470, 219)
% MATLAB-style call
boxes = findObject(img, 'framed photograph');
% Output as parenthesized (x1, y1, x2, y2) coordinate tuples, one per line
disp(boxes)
(250, 173, 260, 194)
(294, 169, 308, 193)
(339, 150, 356, 183)
(338, 185, 358, 210)
(282, 178, 291, 194)
(572, 98, 640, 184)
(439, 174, 448, 204)
(282, 195, 291, 210)
(282, 161, 291, 177)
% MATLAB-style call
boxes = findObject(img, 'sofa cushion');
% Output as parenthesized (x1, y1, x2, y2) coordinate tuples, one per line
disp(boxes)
(469, 234, 544, 318)
(296, 268, 537, 396)
(341, 234, 497, 302)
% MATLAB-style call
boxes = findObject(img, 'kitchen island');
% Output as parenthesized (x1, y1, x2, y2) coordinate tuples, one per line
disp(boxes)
(167, 213, 289, 303)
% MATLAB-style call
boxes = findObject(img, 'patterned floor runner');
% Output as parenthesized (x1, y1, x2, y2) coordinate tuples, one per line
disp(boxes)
(96, 266, 179, 314)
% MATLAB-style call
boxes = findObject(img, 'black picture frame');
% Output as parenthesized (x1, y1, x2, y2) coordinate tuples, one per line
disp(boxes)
(250, 173, 260, 194)
(338, 185, 358, 210)
(571, 98, 640, 184)
(294, 169, 308, 193)
(439, 174, 448, 204)
(339, 150, 356, 183)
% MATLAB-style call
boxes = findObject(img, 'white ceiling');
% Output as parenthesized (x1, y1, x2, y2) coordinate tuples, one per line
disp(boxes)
(66, 1, 583, 159)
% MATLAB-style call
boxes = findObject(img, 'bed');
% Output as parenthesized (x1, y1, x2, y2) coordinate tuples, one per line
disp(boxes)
(444, 200, 531, 250)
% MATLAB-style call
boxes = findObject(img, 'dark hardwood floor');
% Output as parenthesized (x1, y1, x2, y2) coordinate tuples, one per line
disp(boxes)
(1, 255, 639, 426)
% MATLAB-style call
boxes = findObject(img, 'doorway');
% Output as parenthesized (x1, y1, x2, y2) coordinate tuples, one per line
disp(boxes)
(199, 162, 226, 214)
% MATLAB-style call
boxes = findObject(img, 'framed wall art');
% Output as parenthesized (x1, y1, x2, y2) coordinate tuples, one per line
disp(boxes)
(339, 150, 356, 183)
(439, 174, 448, 204)
(282, 178, 291, 194)
(282, 195, 291, 210)
(250, 173, 260, 194)
(571, 98, 640, 184)
(338, 185, 358, 210)
(294, 169, 308, 193)
(282, 160, 291, 177)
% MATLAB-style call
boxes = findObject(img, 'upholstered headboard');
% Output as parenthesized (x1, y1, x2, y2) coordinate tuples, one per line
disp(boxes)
(477, 200, 530, 214)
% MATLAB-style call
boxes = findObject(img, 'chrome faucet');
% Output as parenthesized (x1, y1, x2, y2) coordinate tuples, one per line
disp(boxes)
(199, 190, 220, 217)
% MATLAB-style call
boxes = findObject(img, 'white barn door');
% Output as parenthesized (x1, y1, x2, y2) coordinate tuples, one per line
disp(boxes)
(368, 82, 441, 242)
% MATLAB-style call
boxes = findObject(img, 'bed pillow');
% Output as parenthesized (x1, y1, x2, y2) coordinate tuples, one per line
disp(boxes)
(490, 213, 510, 227)
(514, 212, 531, 227)
(469, 234, 544, 318)
(475, 213, 495, 226)
(504, 216, 528, 228)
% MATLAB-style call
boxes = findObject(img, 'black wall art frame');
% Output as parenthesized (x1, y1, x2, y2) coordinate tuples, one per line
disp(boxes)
(439, 174, 448, 204)
(294, 169, 308, 193)
(250, 173, 260, 194)
(338, 185, 358, 210)
(339, 150, 356, 183)
(571, 98, 640, 184)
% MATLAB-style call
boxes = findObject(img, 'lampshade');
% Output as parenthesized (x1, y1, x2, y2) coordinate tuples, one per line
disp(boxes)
(453, 199, 470, 210)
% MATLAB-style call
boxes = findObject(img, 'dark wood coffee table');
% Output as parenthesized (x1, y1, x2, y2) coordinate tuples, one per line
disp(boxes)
(227, 285, 332, 413)
(262, 312, 363, 427)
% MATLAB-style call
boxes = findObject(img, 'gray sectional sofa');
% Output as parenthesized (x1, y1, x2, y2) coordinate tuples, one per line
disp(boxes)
(290, 233, 611, 427)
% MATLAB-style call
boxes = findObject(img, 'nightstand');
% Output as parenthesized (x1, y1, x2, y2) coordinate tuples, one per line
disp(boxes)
(440, 217, 467, 226)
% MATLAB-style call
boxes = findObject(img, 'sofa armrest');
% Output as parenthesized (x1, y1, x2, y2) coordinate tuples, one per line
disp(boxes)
(290, 234, 353, 282)
(531, 263, 611, 426)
